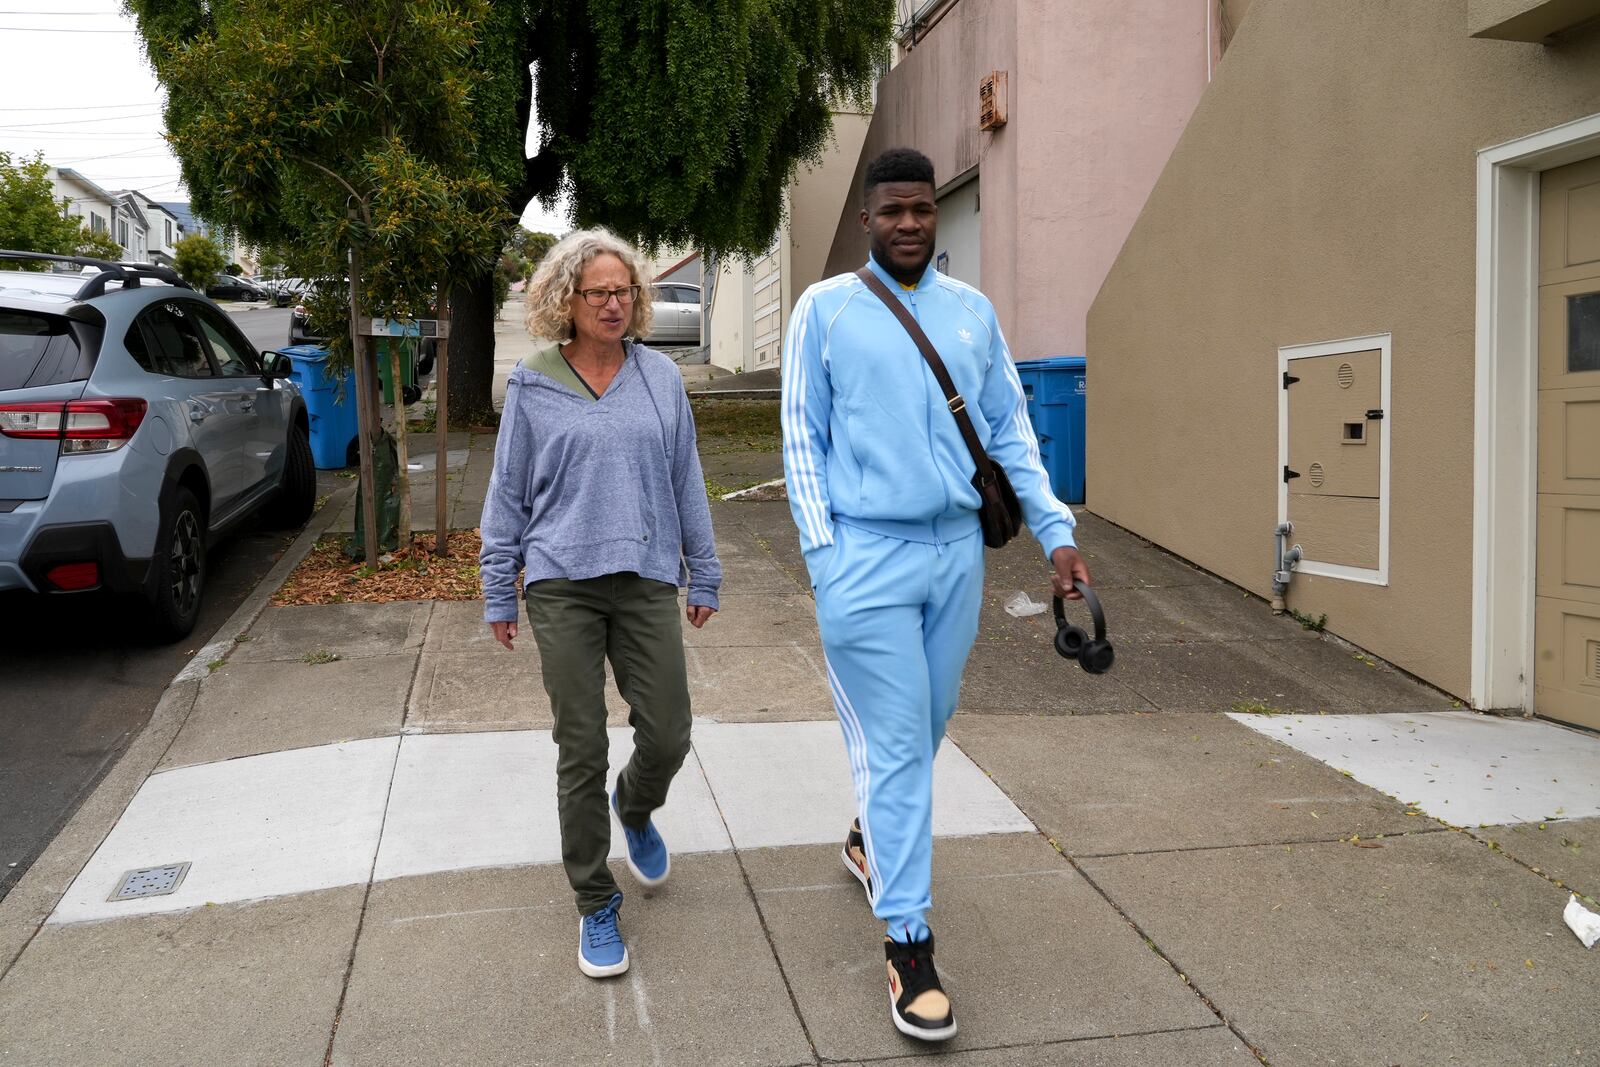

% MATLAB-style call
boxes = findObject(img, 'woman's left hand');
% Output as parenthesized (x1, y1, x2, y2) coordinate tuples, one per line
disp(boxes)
(686, 605, 716, 629)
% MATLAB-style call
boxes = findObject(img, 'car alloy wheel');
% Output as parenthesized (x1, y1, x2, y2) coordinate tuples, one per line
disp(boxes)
(168, 508, 203, 619)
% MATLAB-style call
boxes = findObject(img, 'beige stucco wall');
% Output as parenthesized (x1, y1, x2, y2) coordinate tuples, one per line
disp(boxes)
(791, 110, 871, 293)
(708, 259, 752, 373)
(823, 0, 1210, 359)
(1468, 0, 1600, 39)
(1085, 0, 1600, 698)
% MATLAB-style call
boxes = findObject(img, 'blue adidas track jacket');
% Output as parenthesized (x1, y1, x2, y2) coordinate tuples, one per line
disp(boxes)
(782, 255, 1076, 583)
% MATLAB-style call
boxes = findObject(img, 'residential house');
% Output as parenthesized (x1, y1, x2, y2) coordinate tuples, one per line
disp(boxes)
(45, 167, 120, 253)
(112, 193, 149, 263)
(158, 201, 245, 270)
(120, 191, 183, 266)
(651, 250, 700, 289)
(1086, 0, 1600, 727)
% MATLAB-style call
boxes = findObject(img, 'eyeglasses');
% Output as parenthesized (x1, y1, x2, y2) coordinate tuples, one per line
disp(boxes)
(578, 285, 641, 307)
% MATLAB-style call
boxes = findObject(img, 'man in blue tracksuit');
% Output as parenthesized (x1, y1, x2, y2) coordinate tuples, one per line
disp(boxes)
(782, 148, 1091, 1042)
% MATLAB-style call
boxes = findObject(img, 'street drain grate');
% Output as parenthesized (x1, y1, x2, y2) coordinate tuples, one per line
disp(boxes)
(108, 862, 191, 902)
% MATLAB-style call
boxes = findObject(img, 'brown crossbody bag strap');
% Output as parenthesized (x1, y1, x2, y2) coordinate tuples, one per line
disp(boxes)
(854, 267, 1021, 548)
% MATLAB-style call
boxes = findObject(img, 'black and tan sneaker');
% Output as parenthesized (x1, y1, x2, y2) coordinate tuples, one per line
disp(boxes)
(842, 820, 872, 899)
(885, 933, 957, 1042)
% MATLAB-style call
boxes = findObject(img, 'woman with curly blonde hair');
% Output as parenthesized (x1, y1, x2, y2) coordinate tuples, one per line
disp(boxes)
(480, 228, 721, 979)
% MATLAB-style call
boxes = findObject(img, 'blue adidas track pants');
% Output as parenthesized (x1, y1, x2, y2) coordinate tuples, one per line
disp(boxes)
(815, 517, 985, 941)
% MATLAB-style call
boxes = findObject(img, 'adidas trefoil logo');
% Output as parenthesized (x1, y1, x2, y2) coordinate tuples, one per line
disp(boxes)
(957, 328, 973, 343)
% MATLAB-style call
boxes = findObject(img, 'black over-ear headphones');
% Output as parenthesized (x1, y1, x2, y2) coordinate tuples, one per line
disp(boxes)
(1052, 580, 1114, 675)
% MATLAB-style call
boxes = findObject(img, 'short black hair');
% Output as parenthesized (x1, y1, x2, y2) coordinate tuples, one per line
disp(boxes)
(864, 148, 935, 197)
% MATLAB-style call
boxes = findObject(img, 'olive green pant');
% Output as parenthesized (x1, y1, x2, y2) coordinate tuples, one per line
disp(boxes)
(523, 573, 693, 915)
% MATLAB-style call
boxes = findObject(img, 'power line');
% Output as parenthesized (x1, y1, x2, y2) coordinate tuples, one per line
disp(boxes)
(0, 128, 166, 137)
(0, 102, 156, 113)
(59, 147, 172, 163)
(0, 25, 136, 33)
(90, 172, 182, 181)
(0, 111, 158, 128)
(0, 10, 136, 14)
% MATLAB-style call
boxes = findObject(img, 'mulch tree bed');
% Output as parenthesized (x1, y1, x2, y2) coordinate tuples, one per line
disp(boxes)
(273, 529, 483, 606)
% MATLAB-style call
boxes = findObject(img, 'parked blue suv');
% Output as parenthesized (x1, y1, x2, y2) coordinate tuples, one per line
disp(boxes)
(0, 253, 315, 638)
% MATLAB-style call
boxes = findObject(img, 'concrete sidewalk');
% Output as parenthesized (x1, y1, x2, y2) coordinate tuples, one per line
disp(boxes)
(2, 336, 1598, 1066)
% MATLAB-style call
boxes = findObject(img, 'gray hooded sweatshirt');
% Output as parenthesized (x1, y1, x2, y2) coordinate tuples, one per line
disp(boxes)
(479, 341, 721, 623)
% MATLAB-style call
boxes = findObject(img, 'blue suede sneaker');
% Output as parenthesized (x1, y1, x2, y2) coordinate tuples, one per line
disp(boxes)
(612, 787, 670, 886)
(578, 893, 629, 978)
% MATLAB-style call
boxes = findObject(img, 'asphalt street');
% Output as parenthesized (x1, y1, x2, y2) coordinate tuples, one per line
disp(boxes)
(227, 303, 293, 356)
(0, 304, 324, 903)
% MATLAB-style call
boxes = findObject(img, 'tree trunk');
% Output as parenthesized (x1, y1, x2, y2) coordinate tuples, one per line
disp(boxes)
(447, 270, 498, 427)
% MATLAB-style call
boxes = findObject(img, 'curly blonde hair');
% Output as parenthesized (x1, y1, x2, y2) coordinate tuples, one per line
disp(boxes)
(523, 228, 655, 342)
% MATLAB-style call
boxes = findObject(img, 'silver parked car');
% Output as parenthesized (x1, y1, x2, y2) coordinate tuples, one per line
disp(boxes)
(0, 253, 315, 638)
(643, 283, 701, 346)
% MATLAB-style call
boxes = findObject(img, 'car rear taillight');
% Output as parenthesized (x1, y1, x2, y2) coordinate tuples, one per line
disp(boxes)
(0, 399, 147, 453)
(46, 562, 99, 591)
(292, 304, 307, 317)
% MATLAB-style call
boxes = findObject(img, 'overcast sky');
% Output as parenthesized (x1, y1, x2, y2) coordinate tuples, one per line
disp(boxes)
(0, 2, 571, 234)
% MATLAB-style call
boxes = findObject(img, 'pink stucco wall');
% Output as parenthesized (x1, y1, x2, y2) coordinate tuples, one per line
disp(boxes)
(824, 0, 1212, 361)
(823, 0, 1020, 324)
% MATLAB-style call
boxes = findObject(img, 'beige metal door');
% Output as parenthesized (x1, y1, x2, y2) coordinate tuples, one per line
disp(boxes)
(1287, 350, 1383, 569)
(1535, 155, 1600, 730)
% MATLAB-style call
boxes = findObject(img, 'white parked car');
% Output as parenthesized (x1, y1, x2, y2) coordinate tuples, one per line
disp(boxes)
(643, 283, 701, 346)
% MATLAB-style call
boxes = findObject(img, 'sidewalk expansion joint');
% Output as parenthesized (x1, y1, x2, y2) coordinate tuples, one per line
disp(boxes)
(322, 700, 409, 1066)
(832, 1021, 1236, 1064)
(1459, 824, 1600, 904)
(958, 750, 1274, 1066)
(693, 735, 822, 1066)
(1069, 826, 1452, 860)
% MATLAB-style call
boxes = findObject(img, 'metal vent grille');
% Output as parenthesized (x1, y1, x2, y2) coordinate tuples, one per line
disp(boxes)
(1591, 640, 1600, 683)
(109, 862, 190, 902)
(1308, 462, 1325, 487)
(1337, 363, 1355, 388)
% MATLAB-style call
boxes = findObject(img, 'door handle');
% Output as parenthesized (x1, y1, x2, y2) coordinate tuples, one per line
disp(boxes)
(188, 404, 207, 423)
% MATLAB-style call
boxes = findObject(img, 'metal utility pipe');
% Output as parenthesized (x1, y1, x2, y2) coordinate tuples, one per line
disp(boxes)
(1271, 522, 1301, 614)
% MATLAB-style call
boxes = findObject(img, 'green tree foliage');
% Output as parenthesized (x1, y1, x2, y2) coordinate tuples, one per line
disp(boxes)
(508, 228, 556, 276)
(74, 224, 125, 262)
(0, 151, 99, 268)
(513, 0, 893, 259)
(125, 0, 508, 353)
(128, 0, 894, 416)
(172, 231, 226, 287)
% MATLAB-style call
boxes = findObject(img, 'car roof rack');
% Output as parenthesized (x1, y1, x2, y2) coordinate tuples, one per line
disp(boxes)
(0, 250, 193, 300)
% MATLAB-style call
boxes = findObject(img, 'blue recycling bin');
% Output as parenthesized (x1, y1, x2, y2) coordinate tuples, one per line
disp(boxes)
(279, 345, 358, 470)
(1013, 355, 1086, 504)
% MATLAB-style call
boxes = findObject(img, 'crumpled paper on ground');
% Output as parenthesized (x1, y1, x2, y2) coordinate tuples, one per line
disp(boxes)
(1564, 894, 1600, 948)
(1004, 591, 1048, 618)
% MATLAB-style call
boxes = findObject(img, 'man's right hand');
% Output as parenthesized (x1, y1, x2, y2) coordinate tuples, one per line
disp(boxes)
(490, 621, 517, 651)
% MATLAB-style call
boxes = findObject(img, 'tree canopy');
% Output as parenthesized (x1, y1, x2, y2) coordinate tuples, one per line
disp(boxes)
(522, 0, 892, 257)
(126, 0, 895, 418)
(129, 0, 893, 260)
(126, 0, 508, 333)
